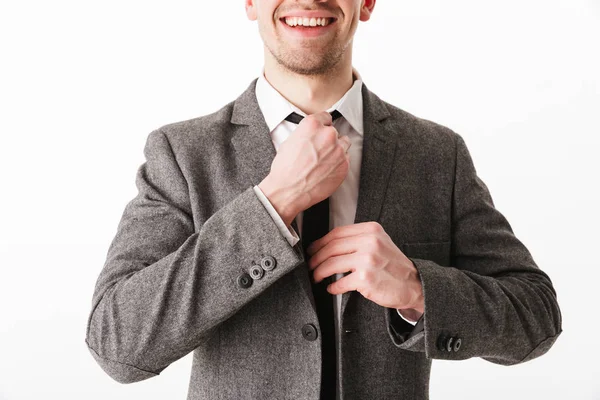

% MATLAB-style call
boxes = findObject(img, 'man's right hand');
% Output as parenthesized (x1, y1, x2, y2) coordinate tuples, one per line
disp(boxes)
(258, 111, 352, 226)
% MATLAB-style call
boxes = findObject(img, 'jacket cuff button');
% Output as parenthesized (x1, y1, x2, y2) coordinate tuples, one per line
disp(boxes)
(249, 264, 265, 280)
(437, 334, 448, 351)
(445, 336, 454, 352)
(453, 337, 462, 352)
(237, 272, 253, 289)
(260, 255, 277, 271)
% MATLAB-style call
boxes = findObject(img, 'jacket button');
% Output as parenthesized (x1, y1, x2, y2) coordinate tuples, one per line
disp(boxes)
(437, 334, 448, 351)
(453, 337, 462, 352)
(260, 255, 277, 271)
(301, 324, 318, 341)
(237, 273, 252, 289)
(446, 336, 454, 352)
(249, 264, 264, 280)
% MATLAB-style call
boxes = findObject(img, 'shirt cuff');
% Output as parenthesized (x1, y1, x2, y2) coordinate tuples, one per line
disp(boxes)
(396, 309, 419, 326)
(253, 185, 300, 247)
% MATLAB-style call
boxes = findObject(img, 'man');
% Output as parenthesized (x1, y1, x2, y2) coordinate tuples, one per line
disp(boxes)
(84, 0, 563, 399)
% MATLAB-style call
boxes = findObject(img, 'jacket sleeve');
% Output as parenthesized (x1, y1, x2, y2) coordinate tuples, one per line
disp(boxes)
(253, 184, 300, 247)
(85, 129, 304, 383)
(385, 133, 563, 365)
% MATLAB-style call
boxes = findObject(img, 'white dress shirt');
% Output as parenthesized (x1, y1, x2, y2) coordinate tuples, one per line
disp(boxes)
(251, 68, 418, 328)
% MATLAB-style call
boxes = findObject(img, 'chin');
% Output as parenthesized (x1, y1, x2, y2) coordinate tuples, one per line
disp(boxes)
(275, 50, 342, 76)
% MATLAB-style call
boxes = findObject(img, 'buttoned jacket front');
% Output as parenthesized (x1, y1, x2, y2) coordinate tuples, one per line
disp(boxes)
(85, 79, 562, 400)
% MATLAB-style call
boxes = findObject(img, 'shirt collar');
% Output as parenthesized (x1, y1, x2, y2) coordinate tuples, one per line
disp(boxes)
(255, 67, 364, 136)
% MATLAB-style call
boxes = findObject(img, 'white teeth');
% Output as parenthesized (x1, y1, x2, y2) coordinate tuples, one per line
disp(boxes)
(284, 17, 332, 27)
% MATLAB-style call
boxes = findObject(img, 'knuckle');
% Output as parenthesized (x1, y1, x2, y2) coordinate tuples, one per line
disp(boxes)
(367, 235, 379, 247)
(363, 252, 377, 267)
(323, 127, 338, 141)
(370, 236, 382, 251)
(370, 221, 383, 233)
(369, 253, 378, 266)
(304, 116, 321, 129)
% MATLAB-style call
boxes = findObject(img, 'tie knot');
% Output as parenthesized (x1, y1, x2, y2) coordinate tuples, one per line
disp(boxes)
(284, 110, 342, 124)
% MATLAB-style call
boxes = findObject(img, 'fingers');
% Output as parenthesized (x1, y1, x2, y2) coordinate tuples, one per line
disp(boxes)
(307, 111, 333, 126)
(301, 111, 351, 153)
(339, 135, 351, 153)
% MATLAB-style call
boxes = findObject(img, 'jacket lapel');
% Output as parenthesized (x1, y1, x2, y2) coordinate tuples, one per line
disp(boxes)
(229, 79, 400, 318)
(340, 84, 399, 317)
(230, 79, 277, 191)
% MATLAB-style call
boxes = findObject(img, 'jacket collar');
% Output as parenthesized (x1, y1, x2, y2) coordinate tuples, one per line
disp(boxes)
(255, 68, 365, 136)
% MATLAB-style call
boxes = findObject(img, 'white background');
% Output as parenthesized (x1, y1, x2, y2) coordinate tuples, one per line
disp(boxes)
(0, 0, 598, 399)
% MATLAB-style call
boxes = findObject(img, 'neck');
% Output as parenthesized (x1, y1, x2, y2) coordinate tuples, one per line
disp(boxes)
(263, 49, 354, 115)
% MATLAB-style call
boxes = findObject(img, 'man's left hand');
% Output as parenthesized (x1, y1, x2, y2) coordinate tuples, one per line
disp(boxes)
(307, 221, 424, 314)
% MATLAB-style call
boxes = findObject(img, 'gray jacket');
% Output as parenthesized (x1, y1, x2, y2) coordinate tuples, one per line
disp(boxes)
(85, 79, 563, 399)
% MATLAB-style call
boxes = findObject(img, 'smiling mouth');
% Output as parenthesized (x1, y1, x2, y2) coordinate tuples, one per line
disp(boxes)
(279, 17, 336, 27)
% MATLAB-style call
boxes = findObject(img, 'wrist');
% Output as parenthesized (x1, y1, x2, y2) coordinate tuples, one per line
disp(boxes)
(258, 177, 300, 226)
(407, 264, 425, 313)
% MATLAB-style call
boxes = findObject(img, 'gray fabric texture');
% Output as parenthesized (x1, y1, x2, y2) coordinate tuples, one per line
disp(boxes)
(85, 79, 563, 399)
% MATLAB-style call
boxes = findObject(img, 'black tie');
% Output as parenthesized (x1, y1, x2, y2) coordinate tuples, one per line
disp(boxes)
(284, 109, 342, 124)
(286, 110, 338, 400)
